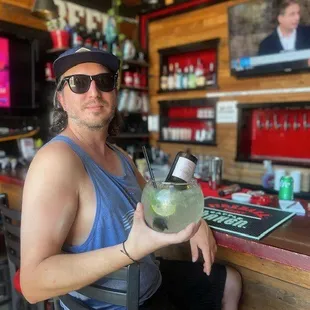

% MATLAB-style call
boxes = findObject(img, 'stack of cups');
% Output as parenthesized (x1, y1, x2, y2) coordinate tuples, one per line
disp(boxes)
(290, 170, 301, 193)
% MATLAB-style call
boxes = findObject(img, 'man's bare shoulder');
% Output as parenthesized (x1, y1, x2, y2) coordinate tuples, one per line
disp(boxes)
(25, 140, 84, 185)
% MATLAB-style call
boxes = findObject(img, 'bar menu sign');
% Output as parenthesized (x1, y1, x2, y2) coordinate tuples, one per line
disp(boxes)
(216, 101, 238, 123)
(203, 197, 295, 240)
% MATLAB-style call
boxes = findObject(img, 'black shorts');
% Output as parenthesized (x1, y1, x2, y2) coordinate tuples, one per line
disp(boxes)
(140, 259, 227, 310)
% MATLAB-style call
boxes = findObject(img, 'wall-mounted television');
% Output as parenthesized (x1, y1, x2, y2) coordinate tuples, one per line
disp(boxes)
(0, 32, 36, 109)
(228, 0, 310, 78)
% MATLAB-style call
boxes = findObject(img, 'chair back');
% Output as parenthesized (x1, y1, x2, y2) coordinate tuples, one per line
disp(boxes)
(59, 263, 140, 310)
(0, 193, 21, 269)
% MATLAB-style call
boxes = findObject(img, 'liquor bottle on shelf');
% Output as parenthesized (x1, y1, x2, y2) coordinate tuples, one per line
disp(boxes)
(176, 67, 183, 89)
(101, 34, 108, 51)
(195, 58, 206, 87)
(112, 36, 121, 57)
(79, 23, 87, 46)
(93, 30, 100, 48)
(188, 65, 196, 89)
(84, 30, 93, 48)
(168, 63, 175, 90)
(71, 22, 84, 48)
(174, 62, 179, 89)
(165, 151, 198, 184)
(160, 65, 168, 90)
(182, 66, 189, 89)
(206, 62, 216, 86)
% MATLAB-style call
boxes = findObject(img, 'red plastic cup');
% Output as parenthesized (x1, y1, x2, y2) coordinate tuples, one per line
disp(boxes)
(50, 30, 70, 49)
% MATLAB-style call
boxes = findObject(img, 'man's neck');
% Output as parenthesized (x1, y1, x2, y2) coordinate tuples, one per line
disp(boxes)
(278, 25, 295, 37)
(65, 124, 109, 155)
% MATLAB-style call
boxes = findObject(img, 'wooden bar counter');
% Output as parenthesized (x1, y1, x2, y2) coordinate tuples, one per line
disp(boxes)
(157, 190, 310, 310)
(0, 170, 309, 309)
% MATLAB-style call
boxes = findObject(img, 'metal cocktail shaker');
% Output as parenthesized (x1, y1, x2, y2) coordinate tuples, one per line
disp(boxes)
(208, 157, 223, 190)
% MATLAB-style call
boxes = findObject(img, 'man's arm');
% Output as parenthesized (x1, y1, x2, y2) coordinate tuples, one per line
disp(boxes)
(20, 143, 134, 303)
(21, 142, 199, 304)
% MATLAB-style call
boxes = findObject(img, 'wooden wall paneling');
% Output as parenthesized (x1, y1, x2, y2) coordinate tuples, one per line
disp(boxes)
(147, 0, 310, 188)
(234, 265, 310, 310)
(216, 247, 310, 290)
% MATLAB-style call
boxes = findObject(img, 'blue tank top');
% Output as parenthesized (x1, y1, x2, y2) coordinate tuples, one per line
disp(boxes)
(50, 135, 161, 310)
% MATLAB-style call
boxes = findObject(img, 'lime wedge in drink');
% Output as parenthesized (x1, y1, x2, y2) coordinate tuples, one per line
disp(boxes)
(150, 189, 177, 217)
(151, 203, 176, 217)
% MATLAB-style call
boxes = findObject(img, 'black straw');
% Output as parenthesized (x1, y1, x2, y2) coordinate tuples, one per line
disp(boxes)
(142, 146, 157, 188)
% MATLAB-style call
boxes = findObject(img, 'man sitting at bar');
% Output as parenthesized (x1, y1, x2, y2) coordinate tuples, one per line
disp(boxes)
(20, 47, 242, 310)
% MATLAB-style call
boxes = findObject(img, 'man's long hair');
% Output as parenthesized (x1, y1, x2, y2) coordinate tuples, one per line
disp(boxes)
(50, 82, 122, 136)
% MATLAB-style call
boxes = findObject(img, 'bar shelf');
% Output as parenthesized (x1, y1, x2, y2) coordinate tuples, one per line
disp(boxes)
(158, 39, 220, 93)
(158, 98, 217, 146)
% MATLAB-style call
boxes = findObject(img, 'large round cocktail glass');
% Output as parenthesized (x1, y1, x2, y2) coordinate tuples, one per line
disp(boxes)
(141, 179, 204, 233)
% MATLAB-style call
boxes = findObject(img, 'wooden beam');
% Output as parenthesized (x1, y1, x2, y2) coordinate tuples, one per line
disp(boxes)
(0, 2, 46, 30)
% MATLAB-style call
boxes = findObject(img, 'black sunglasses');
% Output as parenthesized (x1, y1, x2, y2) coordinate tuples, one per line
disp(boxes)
(58, 73, 118, 94)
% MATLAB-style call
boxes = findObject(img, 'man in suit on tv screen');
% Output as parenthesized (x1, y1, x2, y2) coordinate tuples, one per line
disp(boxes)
(258, 0, 310, 56)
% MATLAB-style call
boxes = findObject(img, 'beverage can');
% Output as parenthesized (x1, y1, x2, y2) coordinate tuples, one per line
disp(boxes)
(279, 176, 294, 200)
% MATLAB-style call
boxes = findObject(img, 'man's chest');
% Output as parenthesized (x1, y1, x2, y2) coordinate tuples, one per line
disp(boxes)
(92, 151, 124, 177)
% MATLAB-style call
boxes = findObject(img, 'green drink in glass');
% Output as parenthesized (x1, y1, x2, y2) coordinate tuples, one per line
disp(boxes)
(141, 179, 204, 233)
